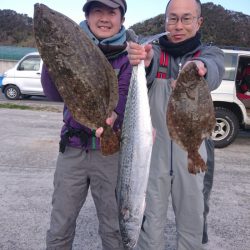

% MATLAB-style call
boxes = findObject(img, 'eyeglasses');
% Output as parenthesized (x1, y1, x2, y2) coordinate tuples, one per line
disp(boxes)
(166, 14, 199, 25)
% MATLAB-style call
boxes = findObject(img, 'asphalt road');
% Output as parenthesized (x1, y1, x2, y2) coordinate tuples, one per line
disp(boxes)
(0, 104, 249, 250)
(0, 91, 62, 106)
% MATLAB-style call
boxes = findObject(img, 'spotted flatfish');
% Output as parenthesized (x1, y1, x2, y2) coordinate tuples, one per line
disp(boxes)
(167, 62, 216, 174)
(33, 3, 119, 155)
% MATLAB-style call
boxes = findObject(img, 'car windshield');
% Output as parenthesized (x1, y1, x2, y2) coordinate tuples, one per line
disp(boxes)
(18, 56, 41, 71)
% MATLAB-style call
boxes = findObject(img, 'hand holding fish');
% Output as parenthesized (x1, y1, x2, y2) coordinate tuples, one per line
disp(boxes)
(171, 60, 207, 90)
(127, 42, 154, 67)
(183, 60, 207, 76)
(95, 111, 118, 138)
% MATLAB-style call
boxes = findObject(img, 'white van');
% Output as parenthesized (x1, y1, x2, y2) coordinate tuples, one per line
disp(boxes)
(1, 49, 249, 148)
(211, 48, 250, 148)
(1, 52, 44, 100)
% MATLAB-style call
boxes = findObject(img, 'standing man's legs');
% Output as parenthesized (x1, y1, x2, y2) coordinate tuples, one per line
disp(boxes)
(136, 143, 171, 250)
(172, 148, 205, 250)
(46, 147, 90, 250)
(203, 138, 215, 244)
(89, 151, 124, 250)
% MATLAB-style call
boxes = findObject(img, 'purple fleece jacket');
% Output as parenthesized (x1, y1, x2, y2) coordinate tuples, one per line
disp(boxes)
(41, 52, 132, 150)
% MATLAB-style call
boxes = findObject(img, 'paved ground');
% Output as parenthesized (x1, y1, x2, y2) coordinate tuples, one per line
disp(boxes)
(0, 107, 249, 250)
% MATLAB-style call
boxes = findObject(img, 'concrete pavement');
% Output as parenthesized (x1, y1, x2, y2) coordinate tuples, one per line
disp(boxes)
(0, 107, 249, 250)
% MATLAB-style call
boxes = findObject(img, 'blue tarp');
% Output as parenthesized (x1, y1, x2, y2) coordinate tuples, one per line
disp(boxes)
(0, 46, 37, 61)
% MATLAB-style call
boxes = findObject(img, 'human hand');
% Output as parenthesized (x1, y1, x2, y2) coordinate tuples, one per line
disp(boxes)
(171, 60, 207, 90)
(170, 78, 177, 90)
(183, 60, 207, 77)
(127, 42, 154, 67)
(95, 111, 118, 138)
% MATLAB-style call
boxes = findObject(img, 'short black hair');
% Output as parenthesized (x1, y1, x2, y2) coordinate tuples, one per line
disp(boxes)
(166, 0, 202, 17)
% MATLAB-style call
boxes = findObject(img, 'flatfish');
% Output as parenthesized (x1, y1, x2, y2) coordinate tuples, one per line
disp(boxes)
(33, 4, 119, 155)
(116, 61, 153, 249)
(167, 62, 216, 174)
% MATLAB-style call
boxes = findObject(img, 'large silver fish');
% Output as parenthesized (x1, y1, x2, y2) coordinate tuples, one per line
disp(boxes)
(33, 4, 119, 155)
(116, 61, 153, 249)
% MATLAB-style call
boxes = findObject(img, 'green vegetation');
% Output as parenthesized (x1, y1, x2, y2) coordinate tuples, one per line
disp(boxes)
(130, 3, 250, 48)
(0, 2, 249, 48)
(0, 103, 35, 110)
(0, 10, 35, 47)
(0, 103, 62, 112)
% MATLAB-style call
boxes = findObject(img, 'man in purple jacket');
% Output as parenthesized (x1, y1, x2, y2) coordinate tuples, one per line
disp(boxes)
(42, 1, 131, 249)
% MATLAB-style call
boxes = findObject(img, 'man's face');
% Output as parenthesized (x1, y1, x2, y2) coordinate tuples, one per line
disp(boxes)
(86, 3, 124, 39)
(165, 0, 203, 43)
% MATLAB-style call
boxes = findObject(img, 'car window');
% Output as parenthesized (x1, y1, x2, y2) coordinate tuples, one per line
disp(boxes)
(18, 56, 41, 71)
(223, 53, 238, 81)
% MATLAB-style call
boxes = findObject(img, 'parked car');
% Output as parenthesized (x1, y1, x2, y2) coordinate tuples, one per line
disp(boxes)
(1, 48, 250, 148)
(0, 74, 3, 87)
(1, 52, 44, 100)
(211, 47, 250, 148)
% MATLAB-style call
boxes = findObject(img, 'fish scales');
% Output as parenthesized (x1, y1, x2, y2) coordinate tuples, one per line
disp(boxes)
(33, 4, 118, 130)
(117, 61, 153, 249)
(167, 62, 216, 174)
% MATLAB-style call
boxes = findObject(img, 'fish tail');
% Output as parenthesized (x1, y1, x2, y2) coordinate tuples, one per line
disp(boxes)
(100, 125, 121, 155)
(187, 150, 207, 174)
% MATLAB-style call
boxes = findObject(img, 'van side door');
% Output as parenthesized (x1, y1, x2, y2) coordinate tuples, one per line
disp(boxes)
(15, 55, 43, 95)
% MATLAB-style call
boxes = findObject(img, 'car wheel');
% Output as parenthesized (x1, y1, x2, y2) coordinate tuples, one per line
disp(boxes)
(4, 85, 21, 100)
(212, 107, 239, 148)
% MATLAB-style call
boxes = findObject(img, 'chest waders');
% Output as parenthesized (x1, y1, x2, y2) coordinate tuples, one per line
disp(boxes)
(156, 50, 201, 176)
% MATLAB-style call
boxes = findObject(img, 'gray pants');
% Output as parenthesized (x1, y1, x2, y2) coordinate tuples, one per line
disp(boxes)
(137, 79, 206, 250)
(46, 147, 124, 250)
(136, 141, 205, 250)
(203, 138, 215, 244)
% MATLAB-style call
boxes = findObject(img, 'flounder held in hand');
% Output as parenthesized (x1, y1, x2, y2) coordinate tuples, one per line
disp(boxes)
(33, 4, 119, 155)
(167, 62, 216, 174)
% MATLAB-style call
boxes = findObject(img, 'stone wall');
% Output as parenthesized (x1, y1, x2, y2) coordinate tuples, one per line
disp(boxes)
(0, 60, 17, 74)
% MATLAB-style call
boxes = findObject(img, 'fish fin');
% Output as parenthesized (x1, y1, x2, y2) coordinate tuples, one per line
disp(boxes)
(187, 150, 207, 174)
(115, 188, 118, 203)
(141, 215, 146, 232)
(100, 126, 121, 155)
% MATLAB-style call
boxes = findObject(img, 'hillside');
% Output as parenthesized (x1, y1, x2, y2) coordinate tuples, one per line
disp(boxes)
(131, 3, 250, 47)
(0, 2, 250, 48)
(0, 9, 36, 47)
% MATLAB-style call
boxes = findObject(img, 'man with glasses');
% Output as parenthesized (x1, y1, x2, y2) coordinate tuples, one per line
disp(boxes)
(127, 0, 224, 249)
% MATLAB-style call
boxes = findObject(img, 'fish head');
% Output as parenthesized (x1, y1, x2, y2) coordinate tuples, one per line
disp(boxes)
(175, 62, 204, 99)
(34, 4, 57, 45)
(119, 210, 141, 249)
(33, 3, 76, 56)
(120, 226, 138, 249)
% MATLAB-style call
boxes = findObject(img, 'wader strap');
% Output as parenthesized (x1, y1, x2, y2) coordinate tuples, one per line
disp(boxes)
(156, 50, 201, 79)
(156, 51, 169, 79)
(91, 129, 97, 149)
(59, 127, 90, 153)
